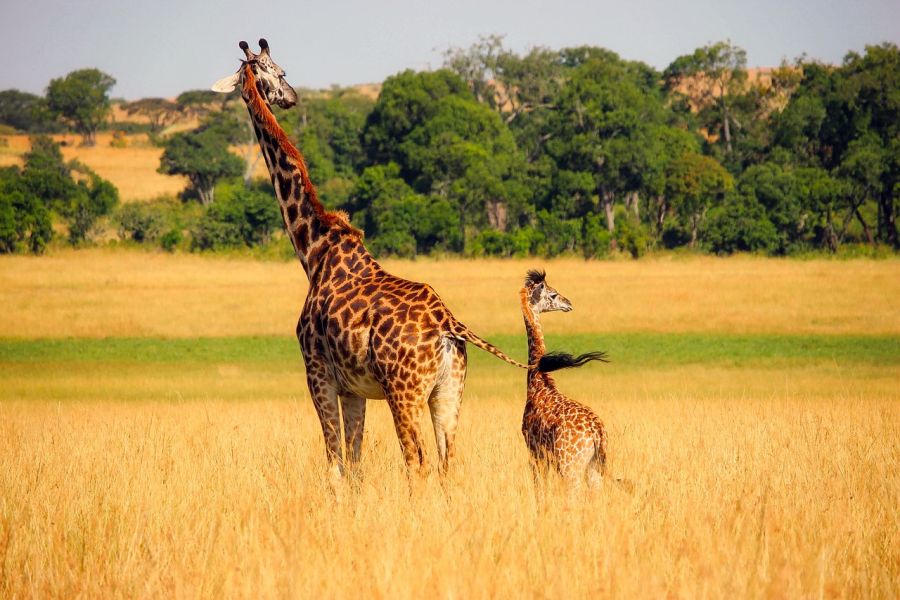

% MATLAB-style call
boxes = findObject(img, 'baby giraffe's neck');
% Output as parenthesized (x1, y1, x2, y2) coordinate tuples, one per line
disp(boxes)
(520, 288, 546, 368)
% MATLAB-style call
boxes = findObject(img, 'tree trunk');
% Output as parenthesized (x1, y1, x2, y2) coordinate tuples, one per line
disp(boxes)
(878, 192, 898, 248)
(655, 195, 667, 238)
(196, 179, 214, 206)
(601, 187, 617, 251)
(720, 99, 733, 156)
(625, 191, 640, 220)
(486, 200, 508, 231)
(853, 205, 875, 245)
(690, 214, 699, 248)
(824, 206, 839, 252)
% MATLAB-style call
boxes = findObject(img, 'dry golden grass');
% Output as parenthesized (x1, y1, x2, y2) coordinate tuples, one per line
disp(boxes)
(0, 249, 897, 339)
(0, 134, 186, 201)
(1, 362, 897, 598)
(2, 253, 898, 597)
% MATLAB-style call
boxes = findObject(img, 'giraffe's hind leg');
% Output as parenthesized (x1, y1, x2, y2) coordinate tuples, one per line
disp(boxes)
(340, 394, 366, 469)
(386, 385, 430, 480)
(428, 339, 467, 475)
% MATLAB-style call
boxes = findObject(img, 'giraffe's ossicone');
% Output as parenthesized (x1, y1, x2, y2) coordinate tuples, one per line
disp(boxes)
(212, 40, 526, 484)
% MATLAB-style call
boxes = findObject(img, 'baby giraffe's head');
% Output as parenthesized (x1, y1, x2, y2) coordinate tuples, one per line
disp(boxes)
(524, 269, 573, 314)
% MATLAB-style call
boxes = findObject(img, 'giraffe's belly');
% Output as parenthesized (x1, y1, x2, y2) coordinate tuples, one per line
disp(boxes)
(334, 366, 385, 399)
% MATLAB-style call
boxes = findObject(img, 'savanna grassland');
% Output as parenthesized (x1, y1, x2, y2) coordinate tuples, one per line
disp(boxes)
(1, 251, 898, 598)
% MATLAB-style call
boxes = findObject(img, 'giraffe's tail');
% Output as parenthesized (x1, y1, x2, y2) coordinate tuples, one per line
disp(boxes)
(446, 320, 526, 369)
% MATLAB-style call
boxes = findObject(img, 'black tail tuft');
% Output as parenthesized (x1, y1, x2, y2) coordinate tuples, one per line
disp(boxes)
(537, 351, 609, 372)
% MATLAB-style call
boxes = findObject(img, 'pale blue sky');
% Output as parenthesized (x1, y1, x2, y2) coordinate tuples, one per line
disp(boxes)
(2, 0, 898, 99)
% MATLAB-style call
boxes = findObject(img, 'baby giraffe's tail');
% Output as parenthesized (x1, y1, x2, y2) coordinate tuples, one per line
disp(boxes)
(537, 350, 609, 372)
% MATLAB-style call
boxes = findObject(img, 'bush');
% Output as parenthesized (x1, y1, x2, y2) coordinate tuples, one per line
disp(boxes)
(613, 206, 650, 258)
(704, 193, 779, 254)
(159, 228, 183, 252)
(191, 187, 281, 251)
(470, 227, 542, 257)
(0, 166, 53, 253)
(116, 203, 162, 242)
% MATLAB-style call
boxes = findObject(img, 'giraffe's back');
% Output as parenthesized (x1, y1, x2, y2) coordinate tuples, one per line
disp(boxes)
(299, 266, 462, 400)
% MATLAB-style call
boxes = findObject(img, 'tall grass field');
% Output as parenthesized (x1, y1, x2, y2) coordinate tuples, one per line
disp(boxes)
(1, 251, 898, 597)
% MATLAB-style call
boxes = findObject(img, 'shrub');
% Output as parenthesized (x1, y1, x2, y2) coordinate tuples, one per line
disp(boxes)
(159, 228, 183, 252)
(116, 203, 166, 242)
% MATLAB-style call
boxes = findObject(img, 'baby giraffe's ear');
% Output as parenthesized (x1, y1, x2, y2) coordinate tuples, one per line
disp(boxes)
(211, 72, 240, 93)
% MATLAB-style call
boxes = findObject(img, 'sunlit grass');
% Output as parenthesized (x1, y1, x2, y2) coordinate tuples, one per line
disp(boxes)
(1, 368, 897, 597)
(1, 252, 898, 597)
(1, 249, 898, 339)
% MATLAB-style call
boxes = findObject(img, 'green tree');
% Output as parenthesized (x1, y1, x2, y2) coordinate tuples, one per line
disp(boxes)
(362, 69, 471, 167)
(546, 51, 667, 247)
(664, 41, 748, 162)
(123, 98, 183, 136)
(291, 90, 373, 208)
(0, 166, 53, 253)
(63, 163, 119, 244)
(158, 126, 243, 205)
(17, 136, 117, 245)
(0, 90, 56, 133)
(191, 186, 282, 250)
(348, 163, 458, 256)
(664, 152, 734, 247)
(46, 69, 116, 146)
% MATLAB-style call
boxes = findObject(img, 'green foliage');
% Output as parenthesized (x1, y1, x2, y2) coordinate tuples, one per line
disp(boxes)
(191, 186, 282, 251)
(45, 69, 116, 145)
(63, 166, 119, 244)
(0, 136, 117, 249)
(159, 228, 183, 252)
(158, 126, 243, 205)
(349, 163, 459, 257)
(116, 202, 168, 243)
(7, 41, 896, 258)
(0, 166, 53, 253)
(0, 89, 56, 133)
(665, 152, 734, 247)
(291, 91, 373, 208)
(704, 193, 779, 254)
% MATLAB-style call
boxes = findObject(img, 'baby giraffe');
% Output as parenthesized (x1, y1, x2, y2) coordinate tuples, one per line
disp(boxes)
(520, 269, 614, 490)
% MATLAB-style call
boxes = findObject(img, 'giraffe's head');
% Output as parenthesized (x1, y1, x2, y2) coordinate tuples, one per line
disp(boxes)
(524, 269, 573, 314)
(211, 38, 298, 109)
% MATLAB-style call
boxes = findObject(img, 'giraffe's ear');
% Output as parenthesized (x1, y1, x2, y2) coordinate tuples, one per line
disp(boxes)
(211, 72, 240, 93)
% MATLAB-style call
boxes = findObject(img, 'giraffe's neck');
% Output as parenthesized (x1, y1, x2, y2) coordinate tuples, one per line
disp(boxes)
(239, 64, 359, 278)
(520, 288, 546, 367)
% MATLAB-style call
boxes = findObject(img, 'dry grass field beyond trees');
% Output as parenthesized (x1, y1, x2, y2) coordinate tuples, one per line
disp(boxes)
(0, 251, 898, 598)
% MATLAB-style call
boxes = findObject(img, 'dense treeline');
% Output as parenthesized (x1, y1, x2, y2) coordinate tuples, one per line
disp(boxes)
(1, 39, 897, 257)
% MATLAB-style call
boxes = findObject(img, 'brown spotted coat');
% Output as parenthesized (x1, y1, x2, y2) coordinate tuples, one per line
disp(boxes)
(233, 53, 525, 481)
(520, 271, 610, 489)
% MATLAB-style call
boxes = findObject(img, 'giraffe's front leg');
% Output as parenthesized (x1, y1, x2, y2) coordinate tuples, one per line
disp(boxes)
(305, 367, 345, 492)
(340, 394, 366, 469)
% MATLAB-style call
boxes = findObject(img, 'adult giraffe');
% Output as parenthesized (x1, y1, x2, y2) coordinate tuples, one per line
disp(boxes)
(212, 39, 525, 484)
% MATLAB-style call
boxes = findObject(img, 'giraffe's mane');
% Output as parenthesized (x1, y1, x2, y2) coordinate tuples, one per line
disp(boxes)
(240, 64, 362, 239)
(524, 269, 546, 287)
